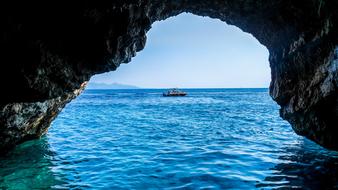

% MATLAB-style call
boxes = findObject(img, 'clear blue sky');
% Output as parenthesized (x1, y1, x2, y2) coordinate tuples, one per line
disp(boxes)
(90, 13, 270, 88)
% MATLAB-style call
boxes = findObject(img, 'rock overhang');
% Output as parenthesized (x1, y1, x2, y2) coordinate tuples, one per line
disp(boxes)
(0, 0, 337, 153)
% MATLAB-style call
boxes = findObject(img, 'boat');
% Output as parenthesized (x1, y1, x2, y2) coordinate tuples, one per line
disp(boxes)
(163, 88, 187, 97)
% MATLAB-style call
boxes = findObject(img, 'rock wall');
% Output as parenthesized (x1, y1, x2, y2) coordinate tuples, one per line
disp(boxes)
(0, 83, 86, 153)
(0, 0, 337, 153)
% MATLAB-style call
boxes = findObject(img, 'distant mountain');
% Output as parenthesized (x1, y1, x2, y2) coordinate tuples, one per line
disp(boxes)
(86, 82, 140, 89)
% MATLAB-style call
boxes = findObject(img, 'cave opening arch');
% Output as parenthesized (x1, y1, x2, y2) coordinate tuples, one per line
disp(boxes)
(0, 0, 337, 153)
(90, 13, 271, 90)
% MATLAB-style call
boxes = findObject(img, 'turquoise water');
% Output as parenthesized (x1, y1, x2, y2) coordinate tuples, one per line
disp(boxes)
(1, 88, 338, 189)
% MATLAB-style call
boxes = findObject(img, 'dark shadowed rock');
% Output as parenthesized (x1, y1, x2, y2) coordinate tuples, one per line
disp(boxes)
(0, 0, 337, 152)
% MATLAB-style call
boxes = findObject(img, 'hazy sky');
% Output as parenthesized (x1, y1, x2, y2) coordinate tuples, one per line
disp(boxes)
(90, 13, 270, 88)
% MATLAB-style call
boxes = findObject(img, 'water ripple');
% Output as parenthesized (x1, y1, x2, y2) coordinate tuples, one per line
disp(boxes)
(1, 89, 337, 189)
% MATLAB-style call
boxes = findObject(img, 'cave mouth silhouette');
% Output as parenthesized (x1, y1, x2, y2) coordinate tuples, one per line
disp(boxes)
(1, 1, 337, 153)
(89, 13, 271, 90)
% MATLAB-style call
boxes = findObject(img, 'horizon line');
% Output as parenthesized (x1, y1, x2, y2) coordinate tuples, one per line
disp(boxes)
(86, 87, 269, 90)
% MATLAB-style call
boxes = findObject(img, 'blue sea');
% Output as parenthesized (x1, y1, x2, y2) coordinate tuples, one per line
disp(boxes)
(1, 88, 338, 189)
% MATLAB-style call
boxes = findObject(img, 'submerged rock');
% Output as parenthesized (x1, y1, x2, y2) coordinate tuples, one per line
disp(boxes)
(0, 0, 337, 152)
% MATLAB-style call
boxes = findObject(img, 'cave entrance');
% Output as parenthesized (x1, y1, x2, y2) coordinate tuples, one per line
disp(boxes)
(49, 13, 283, 165)
(50, 13, 280, 154)
(45, 13, 301, 190)
(4, 13, 322, 189)
(89, 13, 270, 89)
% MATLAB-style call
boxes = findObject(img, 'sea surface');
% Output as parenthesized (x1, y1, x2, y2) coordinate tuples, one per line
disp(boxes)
(1, 88, 338, 189)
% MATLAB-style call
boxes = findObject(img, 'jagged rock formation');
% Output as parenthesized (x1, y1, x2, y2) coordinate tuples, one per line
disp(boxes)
(1, 0, 337, 153)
